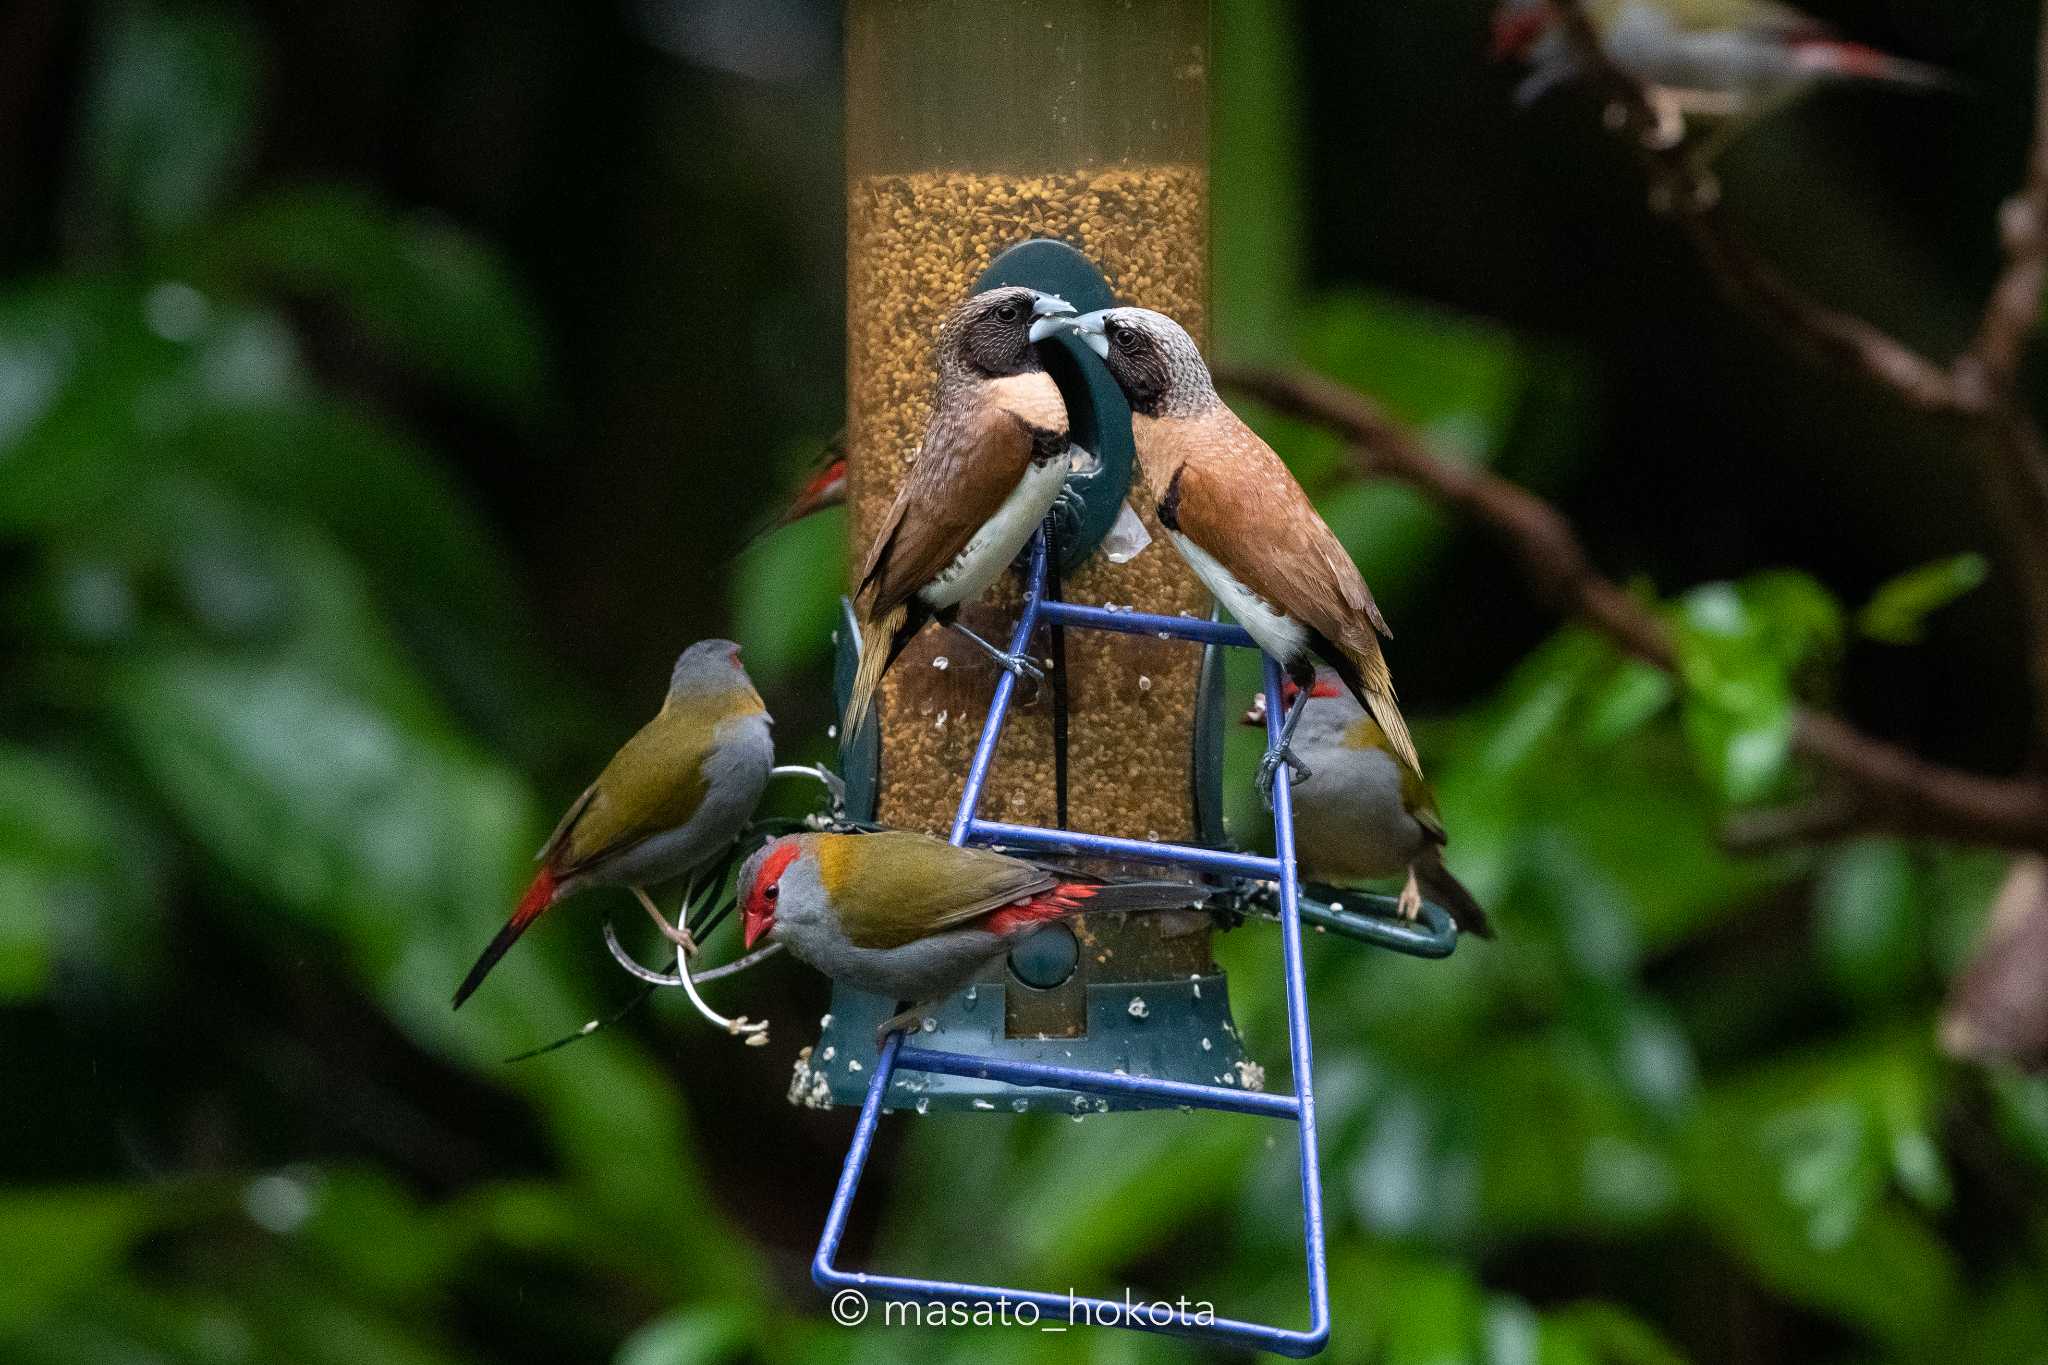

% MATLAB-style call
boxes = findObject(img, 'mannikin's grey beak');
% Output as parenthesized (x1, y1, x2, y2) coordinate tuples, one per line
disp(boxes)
(1026, 292, 1077, 342)
(1069, 309, 1111, 359)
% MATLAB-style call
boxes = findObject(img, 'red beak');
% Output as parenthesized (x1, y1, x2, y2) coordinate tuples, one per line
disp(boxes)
(742, 904, 770, 949)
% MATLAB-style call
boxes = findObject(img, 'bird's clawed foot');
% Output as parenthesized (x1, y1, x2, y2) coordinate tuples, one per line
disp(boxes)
(948, 622, 1046, 693)
(1396, 867, 1423, 924)
(632, 885, 698, 958)
(1254, 743, 1313, 807)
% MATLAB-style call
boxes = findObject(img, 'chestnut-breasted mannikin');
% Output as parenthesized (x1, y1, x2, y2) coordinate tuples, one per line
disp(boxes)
(1060, 306, 1419, 802)
(843, 286, 1078, 740)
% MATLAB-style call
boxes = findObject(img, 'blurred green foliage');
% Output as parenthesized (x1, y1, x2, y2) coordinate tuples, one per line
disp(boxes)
(7, 2, 2048, 1364)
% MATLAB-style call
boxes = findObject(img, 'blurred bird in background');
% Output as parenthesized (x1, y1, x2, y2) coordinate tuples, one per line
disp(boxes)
(843, 286, 1079, 740)
(740, 433, 846, 553)
(739, 829, 1204, 1037)
(1491, 0, 1950, 155)
(1247, 673, 1492, 937)
(1063, 306, 1419, 803)
(453, 640, 773, 1008)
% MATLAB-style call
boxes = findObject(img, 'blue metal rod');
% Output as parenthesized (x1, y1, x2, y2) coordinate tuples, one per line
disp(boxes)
(1264, 654, 1331, 1349)
(894, 1045, 1300, 1119)
(1035, 598, 1257, 649)
(949, 535, 1051, 847)
(966, 818, 1284, 880)
(813, 529, 1331, 1356)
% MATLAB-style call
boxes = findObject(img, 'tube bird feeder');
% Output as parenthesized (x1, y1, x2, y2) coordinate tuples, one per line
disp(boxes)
(814, 0, 1226, 1104)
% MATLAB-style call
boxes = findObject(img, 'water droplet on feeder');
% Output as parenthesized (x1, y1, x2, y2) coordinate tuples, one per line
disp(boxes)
(915, 1098, 930, 1114)
(933, 655, 949, 670)
(921, 1016, 938, 1033)
(821, 1045, 836, 1061)
(848, 1058, 863, 1072)
(1127, 997, 1149, 1019)
(826, 725, 839, 739)
(934, 709, 948, 730)
(973, 1099, 996, 1110)
(1138, 675, 1152, 692)
(1011, 1097, 1029, 1113)
(1201, 1037, 1213, 1051)
(819, 1014, 833, 1029)
(964, 985, 978, 1003)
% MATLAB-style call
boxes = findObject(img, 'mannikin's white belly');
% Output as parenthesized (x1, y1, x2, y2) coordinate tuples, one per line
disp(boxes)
(920, 455, 1068, 610)
(1169, 531, 1307, 663)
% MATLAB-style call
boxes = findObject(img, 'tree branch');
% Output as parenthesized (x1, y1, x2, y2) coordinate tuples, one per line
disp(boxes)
(1546, 0, 2048, 755)
(1218, 363, 2048, 854)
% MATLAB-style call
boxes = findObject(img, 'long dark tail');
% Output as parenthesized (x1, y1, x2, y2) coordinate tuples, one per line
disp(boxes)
(843, 601, 925, 745)
(453, 867, 557, 1009)
(1416, 849, 1493, 939)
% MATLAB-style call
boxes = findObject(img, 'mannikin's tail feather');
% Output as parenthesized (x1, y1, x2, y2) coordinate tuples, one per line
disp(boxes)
(1317, 633, 1422, 776)
(843, 602, 914, 745)
(1416, 849, 1493, 940)
(453, 866, 558, 1009)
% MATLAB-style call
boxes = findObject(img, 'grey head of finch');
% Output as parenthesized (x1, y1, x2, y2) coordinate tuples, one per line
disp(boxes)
(1061, 307, 1219, 418)
(935, 286, 1077, 383)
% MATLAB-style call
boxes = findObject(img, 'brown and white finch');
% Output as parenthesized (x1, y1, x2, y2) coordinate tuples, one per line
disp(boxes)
(844, 286, 1078, 739)
(452, 640, 773, 1009)
(738, 830, 1203, 1034)
(1492, 0, 1947, 138)
(1063, 306, 1419, 798)
(1246, 672, 1493, 938)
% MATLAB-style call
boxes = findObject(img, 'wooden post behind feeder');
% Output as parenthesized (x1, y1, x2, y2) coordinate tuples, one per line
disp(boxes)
(802, 0, 1240, 1111)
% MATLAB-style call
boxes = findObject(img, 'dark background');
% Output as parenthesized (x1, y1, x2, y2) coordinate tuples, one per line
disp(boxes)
(4, 2, 2046, 1362)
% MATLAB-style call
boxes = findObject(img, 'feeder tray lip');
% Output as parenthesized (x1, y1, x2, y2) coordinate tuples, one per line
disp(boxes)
(802, 971, 1253, 1114)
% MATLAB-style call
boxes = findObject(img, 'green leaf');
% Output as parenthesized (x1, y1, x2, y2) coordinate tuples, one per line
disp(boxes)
(74, 2, 261, 245)
(1672, 576, 1843, 803)
(1858, 553, 1990, 645)
(614, 1309, 752, 1365)
(1814, 839, 1921, 1005)
(198, 186, 548, 421)
(0, 1186, 223, 1335)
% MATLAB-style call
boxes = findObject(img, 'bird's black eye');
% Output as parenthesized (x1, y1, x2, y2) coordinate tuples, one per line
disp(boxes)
(764, 883, 779, 901)
(994, 302, 1021, 323)
(1113, 326, 1140, 353)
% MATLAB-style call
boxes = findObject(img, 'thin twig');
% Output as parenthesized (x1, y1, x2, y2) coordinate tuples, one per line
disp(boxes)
(1547, 0, 2048, 753)
(1218, 364, 2048, 854)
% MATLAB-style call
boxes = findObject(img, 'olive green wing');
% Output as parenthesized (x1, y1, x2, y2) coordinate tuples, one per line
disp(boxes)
(553, 705, 718, 873)
(827, 832, 1057, 950)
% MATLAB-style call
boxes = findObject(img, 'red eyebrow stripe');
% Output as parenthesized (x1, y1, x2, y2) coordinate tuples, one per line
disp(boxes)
(752, 839, 804, 897)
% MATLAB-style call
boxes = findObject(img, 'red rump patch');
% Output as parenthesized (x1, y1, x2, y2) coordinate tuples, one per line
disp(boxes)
(1279, 676, 1348, 707)
(984, 883, 1097, 938)
(742, 840, 804, 947)
(804, 459, 847, 501)
(1490, 6, 1552, 60)
(512, 866, 557, 929)
(1790, 38, 1890, 78)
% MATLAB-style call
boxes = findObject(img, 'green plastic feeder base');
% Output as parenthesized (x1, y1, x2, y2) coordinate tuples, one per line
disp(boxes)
(794, 967, 1256, 1115)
